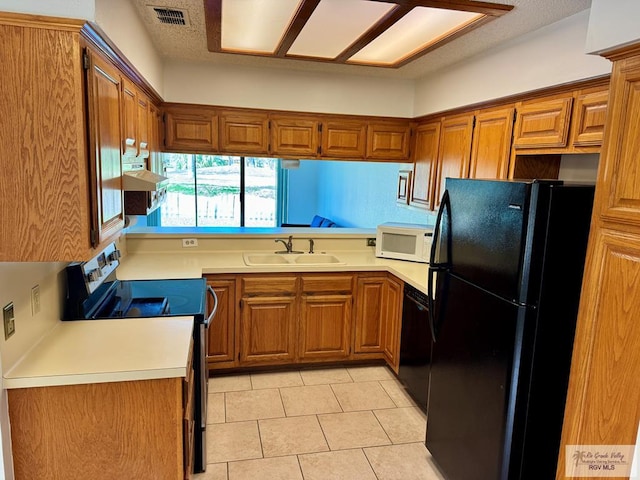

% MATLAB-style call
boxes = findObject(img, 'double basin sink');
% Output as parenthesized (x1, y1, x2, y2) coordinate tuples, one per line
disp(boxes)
(243, 253, 345, 266)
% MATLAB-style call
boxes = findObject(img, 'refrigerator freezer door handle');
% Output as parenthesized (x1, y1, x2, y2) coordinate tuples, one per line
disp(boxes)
(427, 266, 439, 342)
(430, 190, 451, 268)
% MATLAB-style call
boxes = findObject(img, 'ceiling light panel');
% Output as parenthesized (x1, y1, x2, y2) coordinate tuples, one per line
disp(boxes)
(349, 7, 484, 65)
(222, 0, 302, 53)
(288, 0, 394, 59)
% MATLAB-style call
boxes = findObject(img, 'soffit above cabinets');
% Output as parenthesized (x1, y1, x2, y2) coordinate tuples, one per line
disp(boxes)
(203, 0, 513, 68)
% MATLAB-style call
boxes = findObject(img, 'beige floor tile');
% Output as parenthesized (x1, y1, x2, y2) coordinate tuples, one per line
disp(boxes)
(374, 407, 426, 444)
(207, 393, 226, 424)
(209, 375, 252, 393)
(207, 421, 263, 463)
(318, 411, 391, 450)
(364, 443, 446, 480)
(250, 371, 304, 389)
(193, 462, 227, 480)
(300, 367, 353, 385)
(280, 384, 342, 416)
(331, 381, 396, 411)
(379, 379, 418, 408)
(228, 456, 303, 480)
(299, 449, 377, 480)
(346, 365, 395, 382)
(225, 388, 285, 422)
(259, 415, 329, 457)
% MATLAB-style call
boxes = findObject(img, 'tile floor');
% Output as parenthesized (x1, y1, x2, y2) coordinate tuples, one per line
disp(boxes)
(194, 365, 446, 480)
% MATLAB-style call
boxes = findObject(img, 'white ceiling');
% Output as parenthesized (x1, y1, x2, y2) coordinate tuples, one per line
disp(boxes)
(131, 0, 591, 79)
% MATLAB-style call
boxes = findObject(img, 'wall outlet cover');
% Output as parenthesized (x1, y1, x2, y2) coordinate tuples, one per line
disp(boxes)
(182, 238, 199, 248)
(3, 303, 15, 340)
(31, 285, 41, 315)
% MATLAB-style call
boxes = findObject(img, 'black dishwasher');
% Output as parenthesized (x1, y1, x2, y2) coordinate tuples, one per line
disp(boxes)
(398, 283, 433, 411)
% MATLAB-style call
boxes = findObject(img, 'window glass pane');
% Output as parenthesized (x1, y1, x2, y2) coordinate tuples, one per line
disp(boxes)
(245, 157, 278, 227)
(196, 155, 241, 226)
(162, 153, 196, 226)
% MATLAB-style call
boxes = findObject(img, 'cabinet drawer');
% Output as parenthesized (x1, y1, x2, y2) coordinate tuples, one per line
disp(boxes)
(301, 275, 353, 294)
(241, 276, 297, 295)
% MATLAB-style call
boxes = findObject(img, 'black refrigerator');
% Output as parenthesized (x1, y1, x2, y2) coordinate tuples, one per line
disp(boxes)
(426, 178, 594, 480)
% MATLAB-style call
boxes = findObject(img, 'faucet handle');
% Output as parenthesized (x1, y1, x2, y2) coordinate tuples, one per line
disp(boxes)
(308, 239, 315, 254)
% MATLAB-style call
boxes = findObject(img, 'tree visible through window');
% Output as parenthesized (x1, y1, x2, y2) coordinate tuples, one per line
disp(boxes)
(160, 154, 278, 227)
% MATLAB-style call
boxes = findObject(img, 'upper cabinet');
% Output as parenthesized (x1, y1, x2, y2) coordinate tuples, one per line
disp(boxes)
(164, 104, 219, 153)
(85, 49, 126, 248)
(136, 92, 150, 159)
(270, 115, 320, 158)
(433, 113, 474, 209)
(512, 86, 609, 153)
(121, 77, 138, 158)
(366, 122, 412, 160)
(0, 13, 127, 261)
(410, 122, 440, 210)
(570, 86, 609, 147)
(468, 106, 515, 180)
(219, 110, 269, 154)
(512, 94, 573, 149)
(321, 120, 367, 159)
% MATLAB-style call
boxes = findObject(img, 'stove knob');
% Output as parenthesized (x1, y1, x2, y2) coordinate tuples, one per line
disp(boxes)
(87, 269, 102, 283)
(107, 250, 121, 263)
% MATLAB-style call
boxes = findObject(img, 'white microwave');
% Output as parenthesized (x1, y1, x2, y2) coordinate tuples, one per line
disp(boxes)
(375, 222, 433, 263)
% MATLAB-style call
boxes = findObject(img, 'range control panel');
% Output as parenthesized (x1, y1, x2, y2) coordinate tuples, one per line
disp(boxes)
(77, 243, 121, 295)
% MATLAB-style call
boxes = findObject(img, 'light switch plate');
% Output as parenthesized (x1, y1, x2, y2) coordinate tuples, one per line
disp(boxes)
(3, 303, 15, 340)
(31, 285, 41, 315)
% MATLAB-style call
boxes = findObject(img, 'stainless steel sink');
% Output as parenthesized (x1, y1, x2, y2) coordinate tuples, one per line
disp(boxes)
(243, 253, 345, 266)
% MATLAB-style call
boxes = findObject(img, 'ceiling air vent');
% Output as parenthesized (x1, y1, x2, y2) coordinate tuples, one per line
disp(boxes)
(150, 7, 188, 26)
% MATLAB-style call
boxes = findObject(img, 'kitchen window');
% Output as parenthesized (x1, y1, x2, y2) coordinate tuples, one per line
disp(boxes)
(154, 153, 280, 227)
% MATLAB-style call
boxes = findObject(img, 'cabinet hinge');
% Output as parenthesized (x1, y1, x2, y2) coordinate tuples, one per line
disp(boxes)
(472, 116, 476, 128)
(318, 124, 323, 133)
(82, 51, 90, 70)
(90, 229, 97, 247)
(317, 146, 321, 155)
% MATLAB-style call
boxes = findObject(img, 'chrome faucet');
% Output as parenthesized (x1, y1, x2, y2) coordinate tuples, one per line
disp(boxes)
(275, 236, 293, 253)
(275, 236, 303, 254)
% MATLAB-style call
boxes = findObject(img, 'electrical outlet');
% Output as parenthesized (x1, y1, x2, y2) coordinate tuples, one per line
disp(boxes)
(3, 303, 15, 340)
(182, 238, 199, 248)
(367, 238, 376, 247)
(31, 285, 41, 315)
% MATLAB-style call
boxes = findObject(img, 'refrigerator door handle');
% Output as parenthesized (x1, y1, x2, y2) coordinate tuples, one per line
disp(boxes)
(430, 189, 451, 268)
(427, 266, 438, 342)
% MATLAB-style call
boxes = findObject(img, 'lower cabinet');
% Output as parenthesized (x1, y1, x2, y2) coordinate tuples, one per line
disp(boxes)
(206, 277, 237, 369)
(8, 366, 193, 480)
(205, 272, 404, 370)
(240, 296, 297, 364)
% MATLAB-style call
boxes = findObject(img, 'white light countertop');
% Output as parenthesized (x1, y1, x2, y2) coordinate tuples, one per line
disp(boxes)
(3, 317, 194, 389)
(117, 250, 429, 293)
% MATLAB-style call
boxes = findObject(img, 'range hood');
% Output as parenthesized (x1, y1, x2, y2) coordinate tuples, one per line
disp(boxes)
(122, 169, 169, 191)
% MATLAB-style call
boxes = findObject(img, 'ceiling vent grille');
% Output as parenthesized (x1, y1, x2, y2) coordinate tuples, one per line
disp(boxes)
(151, 7, 188, 26)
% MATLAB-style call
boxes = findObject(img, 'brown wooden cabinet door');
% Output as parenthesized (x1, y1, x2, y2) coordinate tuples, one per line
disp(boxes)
(469, 107, 515, 180)
(299, 294, 352, 360)
(164, 105, 218, 153)
(270, 115, 320, 157)
(136, 92, 150, 159)
(354, 277, 386, 354)
(383, 276, 403, 372)
(207, 277, 237, 368)
(121, 77, 137, 157)
(239, 296, 296, 364)
(366, 122, 411, 160)
(219, 111, 269, 154)
(513, 95, 573, 149)
(571, 87, 609, 147)
(410, 122, 440, 210)
(86, 51, 124, 247)
(433, 114, 474, 209)
(321, 121, 367, 158)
